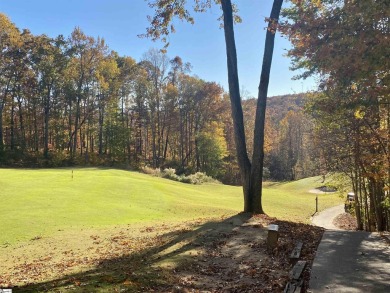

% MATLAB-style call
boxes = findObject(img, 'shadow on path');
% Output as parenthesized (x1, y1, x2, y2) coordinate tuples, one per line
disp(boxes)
(309, 230, 390, 292)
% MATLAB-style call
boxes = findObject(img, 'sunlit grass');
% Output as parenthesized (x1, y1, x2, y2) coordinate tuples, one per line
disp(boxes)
(263, 176, 343, 222)
(0, 168, 343, 245)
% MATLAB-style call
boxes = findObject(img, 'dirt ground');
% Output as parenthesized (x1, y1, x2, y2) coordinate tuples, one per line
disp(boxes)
(173, 214, 324, 293)
(1, 214, 324, 292)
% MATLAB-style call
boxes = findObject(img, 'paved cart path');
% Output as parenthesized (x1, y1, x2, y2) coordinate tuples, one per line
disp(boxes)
(311, 204, 344, 230)
(310, 206, 390, 292)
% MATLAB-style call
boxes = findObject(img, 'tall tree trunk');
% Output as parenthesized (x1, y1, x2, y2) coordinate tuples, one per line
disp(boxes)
(73, 97, 81, 158)
(163, 126, 170, 163)
(0, 82, 10, 152)
(10, 98, 15, 150)
(251, 0, 283, 213)
(355, 165, 364, 230)
(195, 136, 201, 172)
(98, 95, 104, 155)
(0, 103, 4, 153)
(33, 99, 39, 152)
(221, 0, 283, 213)
(68, 101, 73, 154)
(16, 92, 26, 150)
(151, 111, 157, 167)
(43, 86, 51, 159)
(180, 108, 185, 169)
(127, 113, 133, 164)
(221, 0, 252, 211)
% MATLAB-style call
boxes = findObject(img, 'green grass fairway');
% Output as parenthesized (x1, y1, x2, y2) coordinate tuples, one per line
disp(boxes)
(0, 168, 342, 245)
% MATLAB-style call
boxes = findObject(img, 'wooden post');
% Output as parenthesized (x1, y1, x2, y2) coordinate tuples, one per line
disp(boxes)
(267, 224, 279, 249)
(315, 196, 318, 213)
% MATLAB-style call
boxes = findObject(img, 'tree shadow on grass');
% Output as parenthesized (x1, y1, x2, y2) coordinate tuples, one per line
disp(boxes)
(16, 213, 252, 292)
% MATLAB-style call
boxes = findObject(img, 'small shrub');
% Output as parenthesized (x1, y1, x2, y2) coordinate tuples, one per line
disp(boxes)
(141, 166, 162, 177)
(179, 175, 192, 184)
(263, 167, 271, 180)
(162, 168, 180, 181)
(140, 167, 219, 185)
(185, 172, 219, 185)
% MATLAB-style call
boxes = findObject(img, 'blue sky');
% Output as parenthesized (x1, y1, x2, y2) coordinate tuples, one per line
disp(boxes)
(0, 0, 317, 97)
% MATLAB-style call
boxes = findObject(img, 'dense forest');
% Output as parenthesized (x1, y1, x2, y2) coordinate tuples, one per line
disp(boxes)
(0, 13, 316, 184)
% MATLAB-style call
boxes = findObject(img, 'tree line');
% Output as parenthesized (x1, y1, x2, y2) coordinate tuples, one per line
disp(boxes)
(0, 13, 316, 184)
(0, 14, 228, 176)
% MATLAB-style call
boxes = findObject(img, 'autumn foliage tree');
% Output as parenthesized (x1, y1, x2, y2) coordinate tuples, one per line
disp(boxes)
(282, 0, 390, 231)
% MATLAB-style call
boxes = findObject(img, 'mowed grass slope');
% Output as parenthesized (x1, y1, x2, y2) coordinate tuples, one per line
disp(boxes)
(0, 168, 342, 245)
(263, 177, 343, 222)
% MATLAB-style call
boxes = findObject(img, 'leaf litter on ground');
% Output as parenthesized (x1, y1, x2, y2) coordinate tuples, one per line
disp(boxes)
(1, 214, 324, 292)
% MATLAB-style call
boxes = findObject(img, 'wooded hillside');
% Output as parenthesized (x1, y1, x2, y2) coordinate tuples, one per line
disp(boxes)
(244, 94, 317, 182)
